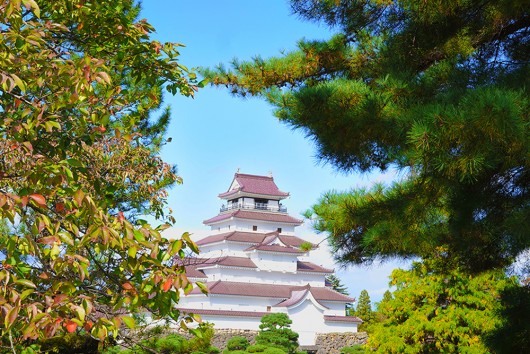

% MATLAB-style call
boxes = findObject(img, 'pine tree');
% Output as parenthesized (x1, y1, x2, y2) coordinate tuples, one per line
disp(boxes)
(206, 2, 529, 349)
(326, 274, 349, 295)
(206, 0, 530, 273)
(256, 313, 300, 354)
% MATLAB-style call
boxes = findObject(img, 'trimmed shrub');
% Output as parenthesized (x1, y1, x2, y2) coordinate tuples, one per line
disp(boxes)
(227, 336, 250, 351)
(246, 344, 268, 353)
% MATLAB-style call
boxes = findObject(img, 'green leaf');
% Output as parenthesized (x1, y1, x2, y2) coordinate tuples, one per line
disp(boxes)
(11, 74, 26, 92)
(121, 315, 135, 329)
(15, 279, 37, 289)
(195, 281, 208, 294)
(66, 158, 83, 167)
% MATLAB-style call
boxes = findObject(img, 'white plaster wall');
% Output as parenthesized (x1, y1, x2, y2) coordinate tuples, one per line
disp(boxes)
(203, 268, 324, 286)
(250, 251, 298, 272)
(288, 299, 325, 346)
(318, 321, 358, 333)
(200, 243, 250, 258)
(209, 219, 296, 234)
(321, 301, 349, 316)
(203, 315, 261, 330)
(181, 294, 283, 312)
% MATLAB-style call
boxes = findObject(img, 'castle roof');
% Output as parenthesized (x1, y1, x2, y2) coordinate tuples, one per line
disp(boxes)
(324, 315, 363, 323)
(183, 257, 332, 276)
(189, 281, 355, 302)
(203, 210, 303, 225)
(245, 244, 306, 254)
(178, 308, 269, 318)
(296, 261, 333, 273)
(219, 173, 289, 199)
(196, 231, 314, 248)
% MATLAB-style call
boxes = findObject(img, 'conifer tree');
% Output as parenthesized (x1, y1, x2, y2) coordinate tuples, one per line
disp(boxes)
(353, 289, 373, 331)
(380, 291, 392, 306)
(256, 313, 299, 354)
(354, 290, 372, 320)
(326, 274, 349, 295)
(206, 0, 530, 273)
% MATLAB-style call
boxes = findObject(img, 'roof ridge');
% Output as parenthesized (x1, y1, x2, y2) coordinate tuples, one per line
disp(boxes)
(236, 173, 273, 180)
(209, 280, 222, 290)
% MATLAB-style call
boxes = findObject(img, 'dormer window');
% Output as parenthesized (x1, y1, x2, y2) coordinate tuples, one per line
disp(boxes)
(277, 228, 282, 233)
(253, 225, 258, 231)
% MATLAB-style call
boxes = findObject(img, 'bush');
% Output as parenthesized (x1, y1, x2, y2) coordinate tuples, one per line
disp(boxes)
(262, 348, 287, 354)
(157, 334, 187, 353)
(39, 333, 100, 354)
(227, 336, 250, 351)
(246, 344, 268, 352)
(256, 314, 299, 354)
(340, 345, 367, 353)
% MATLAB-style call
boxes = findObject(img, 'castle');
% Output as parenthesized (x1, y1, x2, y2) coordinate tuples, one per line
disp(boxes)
(177, 173, 361, 345)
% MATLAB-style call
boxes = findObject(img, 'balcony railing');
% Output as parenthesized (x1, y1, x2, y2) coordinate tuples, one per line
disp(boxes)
(220, 203, 287, 213)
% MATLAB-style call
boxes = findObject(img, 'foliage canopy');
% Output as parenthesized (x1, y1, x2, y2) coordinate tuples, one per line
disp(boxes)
(0, 0, 205, 349)
(256, 314, 299, 354)
(368, 256, 517, 353)
(206, 0, 530, 272)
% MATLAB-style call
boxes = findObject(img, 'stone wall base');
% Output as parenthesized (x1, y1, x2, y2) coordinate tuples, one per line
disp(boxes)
(211, 328, 259, 350)
(206, 329, 367, 353)
(315, 332, 368, 354)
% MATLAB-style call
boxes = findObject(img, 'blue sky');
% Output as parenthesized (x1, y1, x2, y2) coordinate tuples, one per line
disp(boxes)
(140, 1, 408, 304)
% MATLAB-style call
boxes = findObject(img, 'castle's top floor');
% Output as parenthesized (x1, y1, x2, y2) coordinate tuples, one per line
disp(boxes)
(218, 173, 289, 201)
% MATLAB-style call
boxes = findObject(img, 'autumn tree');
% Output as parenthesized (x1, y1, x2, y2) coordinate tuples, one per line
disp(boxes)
(0, 0, 205, 350)
(367, 256, 517, 353)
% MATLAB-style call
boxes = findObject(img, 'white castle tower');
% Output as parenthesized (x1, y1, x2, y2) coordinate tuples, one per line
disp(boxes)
(177, 172, 361, 345)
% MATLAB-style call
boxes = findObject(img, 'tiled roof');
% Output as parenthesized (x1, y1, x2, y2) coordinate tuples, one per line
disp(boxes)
(184, 265, 208, 278)
(181, 256, 257, 269)
(178, 308, 269, 318)
(297, 261, 333, 273)
(245, 244, 306, 254)
(324, 315, 363, 323)
(196, 231, 311, 248)
(274, 288, 310, 307)
(219, 173, 289, 198)
(278, 235, 316, 248)
(183, 256, 332, 275)
(306, 287, 355, 302)
(203, 210, 303, 225)
(196, 231, 265, 246)
(273, 287, 330, 309)
(189, 281, 355, 302)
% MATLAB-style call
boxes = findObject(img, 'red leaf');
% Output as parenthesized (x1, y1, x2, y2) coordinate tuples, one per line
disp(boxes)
(117, 211, 125, 223)
(65, 320, 77, 333)
(162, 278, 172, 292)
(84, 320, 93, 331)
(38, 236, 59, 245)
(122, 282, 134, 290)
(30, 194, 46, 207)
